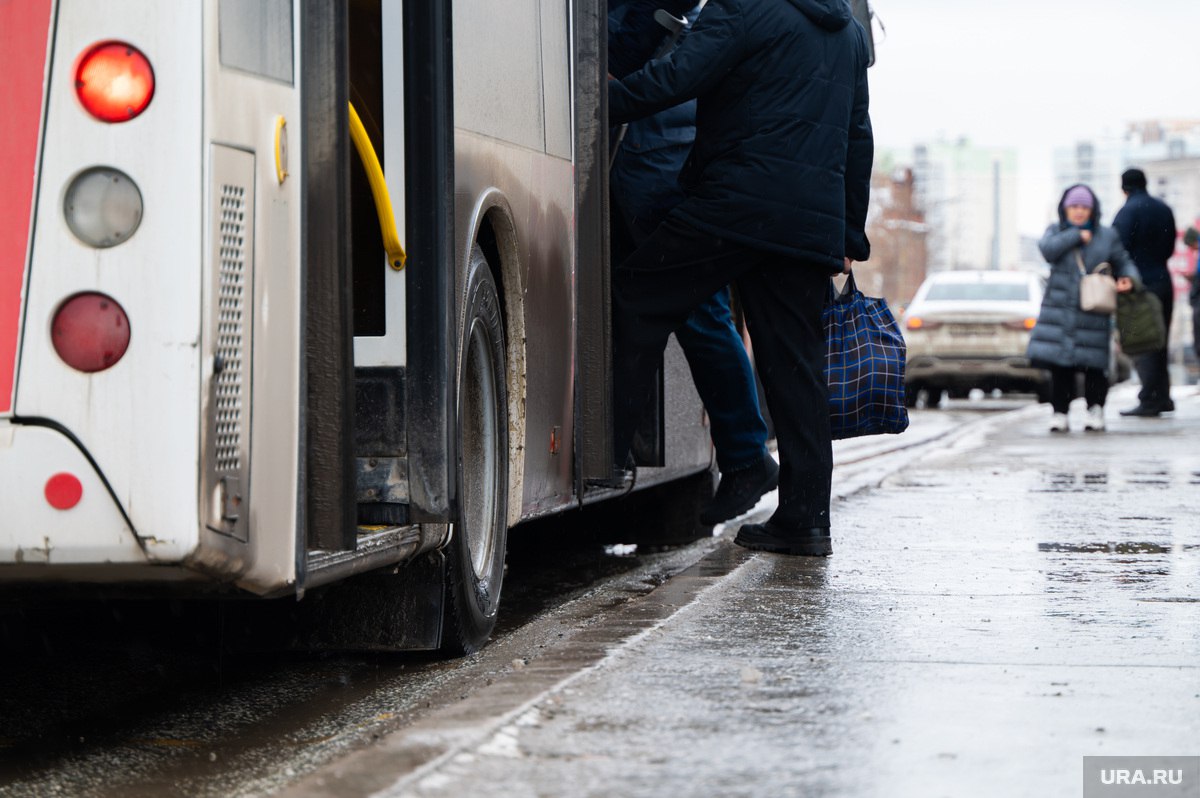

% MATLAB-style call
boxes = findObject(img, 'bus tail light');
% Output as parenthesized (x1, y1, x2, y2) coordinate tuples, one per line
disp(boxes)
(63, 167, 143, 248)
(51, 292, 131, 373)
(74, 41, 154, 123)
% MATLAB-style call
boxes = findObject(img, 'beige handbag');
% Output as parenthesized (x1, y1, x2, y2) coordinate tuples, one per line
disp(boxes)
(1076, 252, 1116, 315)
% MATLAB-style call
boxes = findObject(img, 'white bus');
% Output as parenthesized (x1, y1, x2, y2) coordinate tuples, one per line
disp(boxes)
(0, 0, 729, 654)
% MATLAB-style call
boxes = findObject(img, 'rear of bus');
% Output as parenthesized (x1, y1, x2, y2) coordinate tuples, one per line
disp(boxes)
(1, 1, 316, 594)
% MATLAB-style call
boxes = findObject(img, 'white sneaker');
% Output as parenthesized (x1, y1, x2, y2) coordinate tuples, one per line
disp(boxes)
(1049, 413, 1069, 433)
(1084, 405, 1105, 432)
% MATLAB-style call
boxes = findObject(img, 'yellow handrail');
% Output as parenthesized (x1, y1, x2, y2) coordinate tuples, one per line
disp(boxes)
(348, 101, 406, 270)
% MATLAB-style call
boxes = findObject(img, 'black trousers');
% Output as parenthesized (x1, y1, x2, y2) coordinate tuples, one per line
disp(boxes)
(1047, 365, 1107, 414)
(1133, 282, 1174, 408)
(1192, 294, 1200, 361)
(612, 216, 833, 529)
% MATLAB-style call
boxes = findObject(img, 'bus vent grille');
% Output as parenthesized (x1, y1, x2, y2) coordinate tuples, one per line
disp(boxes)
(215, 183, 246, 472)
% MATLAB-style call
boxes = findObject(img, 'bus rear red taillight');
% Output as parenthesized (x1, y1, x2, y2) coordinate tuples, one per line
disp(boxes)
(51, 293, 130, 373)
(74, 41, 154, 123)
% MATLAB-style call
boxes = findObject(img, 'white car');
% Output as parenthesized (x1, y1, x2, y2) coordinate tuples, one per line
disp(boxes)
(901, 270, 1049, 406)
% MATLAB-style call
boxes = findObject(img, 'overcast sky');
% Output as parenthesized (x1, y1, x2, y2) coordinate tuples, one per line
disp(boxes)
(865, 0, 1200, 235)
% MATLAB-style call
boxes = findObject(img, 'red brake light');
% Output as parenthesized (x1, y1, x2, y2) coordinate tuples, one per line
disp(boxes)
(75, 41, 154, 123)
(51, 292, 131, 373)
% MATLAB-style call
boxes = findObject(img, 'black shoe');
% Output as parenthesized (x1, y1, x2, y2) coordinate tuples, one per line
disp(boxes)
(1164, 398, 1176, 413)
(1120, 404, 1164, 417)
(734, 521, 832, 557)
(700, 454, 780, 525)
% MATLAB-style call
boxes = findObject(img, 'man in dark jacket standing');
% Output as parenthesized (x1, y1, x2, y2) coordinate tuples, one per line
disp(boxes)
(608, 0, 873, 556)
(609, 0, 779, 526)
(1113, 168, 1177, 416)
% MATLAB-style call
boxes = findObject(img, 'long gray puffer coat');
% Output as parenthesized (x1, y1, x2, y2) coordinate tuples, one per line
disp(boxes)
(1027, 186, 1140, 372)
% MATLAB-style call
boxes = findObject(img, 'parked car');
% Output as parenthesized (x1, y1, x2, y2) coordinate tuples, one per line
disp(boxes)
(901, 270, 1050, 407)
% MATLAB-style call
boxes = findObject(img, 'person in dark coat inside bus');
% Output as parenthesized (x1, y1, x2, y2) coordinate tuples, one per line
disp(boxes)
(1112, 168, 1178, 417)
(608, 0, 873, 556)
(1027, 184, 1138, 433)
(608, 0, 778, 527)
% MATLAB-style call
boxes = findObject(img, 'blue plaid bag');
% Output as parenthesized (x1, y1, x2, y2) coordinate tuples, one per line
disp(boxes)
(823, 272, 909, 440)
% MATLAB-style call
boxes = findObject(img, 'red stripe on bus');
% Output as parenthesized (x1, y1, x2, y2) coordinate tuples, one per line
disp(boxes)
(0, 0, 54, 414)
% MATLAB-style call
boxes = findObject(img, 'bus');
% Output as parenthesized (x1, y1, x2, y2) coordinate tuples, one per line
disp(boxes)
(0, 0, 726, 654)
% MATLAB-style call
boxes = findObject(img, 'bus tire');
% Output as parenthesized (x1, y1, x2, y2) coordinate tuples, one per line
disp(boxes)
(441, 246, 509, 656)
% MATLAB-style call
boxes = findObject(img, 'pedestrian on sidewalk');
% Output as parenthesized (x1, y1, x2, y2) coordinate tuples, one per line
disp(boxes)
(608, 0, 778, 526)
(1112, 168, 1178, 417)
(1028, 184, 1138, 433)
(608, 0, 873, 556)
(1184, 226, 1200, 362)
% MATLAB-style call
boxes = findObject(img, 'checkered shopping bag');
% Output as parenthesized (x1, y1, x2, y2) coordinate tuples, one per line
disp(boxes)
(823, 272, 909, 440)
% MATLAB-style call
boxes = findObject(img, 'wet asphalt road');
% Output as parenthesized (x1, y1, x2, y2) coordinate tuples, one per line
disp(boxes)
(288, 387, 1198, 798)
(2, 390, 1196, 796)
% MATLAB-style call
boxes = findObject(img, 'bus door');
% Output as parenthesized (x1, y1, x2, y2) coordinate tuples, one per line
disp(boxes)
(574, 0, 620, 488)
(342, 0, 456, 538)
(203, 0, 356, 578)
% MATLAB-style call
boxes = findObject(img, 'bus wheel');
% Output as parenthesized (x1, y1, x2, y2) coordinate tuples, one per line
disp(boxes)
(442, 246, 509, 656)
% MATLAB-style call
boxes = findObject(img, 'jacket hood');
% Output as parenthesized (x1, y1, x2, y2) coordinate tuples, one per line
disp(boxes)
(786, 0, 852, 31)
(1057, 183, 1102, 227)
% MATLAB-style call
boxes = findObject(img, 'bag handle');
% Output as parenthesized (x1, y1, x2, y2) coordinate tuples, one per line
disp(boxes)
(1075, 250, 1112, 277)
(828, 270, 858, 303)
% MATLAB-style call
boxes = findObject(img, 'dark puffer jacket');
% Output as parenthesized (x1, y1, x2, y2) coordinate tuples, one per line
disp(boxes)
(1112, 189, 1176, 290)
(608, 0, 699, 241)
(1027, 185, 1140, 371)
(608, 0, 873, 270)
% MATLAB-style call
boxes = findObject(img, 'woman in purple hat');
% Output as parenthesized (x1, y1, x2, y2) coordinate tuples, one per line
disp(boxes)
(1027, 184, 1139, 433)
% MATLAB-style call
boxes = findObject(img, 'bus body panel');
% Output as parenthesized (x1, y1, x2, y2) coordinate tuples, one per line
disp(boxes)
(454, 133, 576, 521)
(3, 1, 308, 594)
(452, 0, 578, 520)
(0, 0, 54, 419)
(15, 1, 205, 564)
(198, 0, 305, 592)
(0, 421, 145, 564)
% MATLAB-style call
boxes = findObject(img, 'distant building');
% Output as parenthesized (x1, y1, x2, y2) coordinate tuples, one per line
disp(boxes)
(908, 139, 1019, 273)
(1143, 157, 1200, 235)
(859, 164, 928, 309)
(1053, 119, 1200, 224)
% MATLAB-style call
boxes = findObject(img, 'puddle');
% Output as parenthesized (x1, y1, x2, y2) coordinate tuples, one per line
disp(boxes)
(1035, 472, 1109, 492)
(1135, 597, 1200, 603)
(1038, 542, 1172, 555)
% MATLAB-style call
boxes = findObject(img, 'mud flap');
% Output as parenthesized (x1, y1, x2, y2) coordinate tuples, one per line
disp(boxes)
(223, 551, 446, 652)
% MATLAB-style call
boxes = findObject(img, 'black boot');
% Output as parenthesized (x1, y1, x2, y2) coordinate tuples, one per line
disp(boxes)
(734, 521, 832, 556)
(699, 453, 779, 525)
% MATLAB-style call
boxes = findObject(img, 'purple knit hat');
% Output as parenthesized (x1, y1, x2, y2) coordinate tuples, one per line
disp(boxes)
(1063, 185, 1094, 209)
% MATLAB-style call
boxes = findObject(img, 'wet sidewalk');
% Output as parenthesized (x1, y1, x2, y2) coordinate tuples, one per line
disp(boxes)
(298, 388, 1200, 798)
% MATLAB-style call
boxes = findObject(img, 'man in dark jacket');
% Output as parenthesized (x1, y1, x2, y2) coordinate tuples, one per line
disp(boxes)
(1186, 227, 1200, 362)
(1112, 168, 1177, 416)
(608, 0, 873, 556)
(609, 0, 778, 526)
